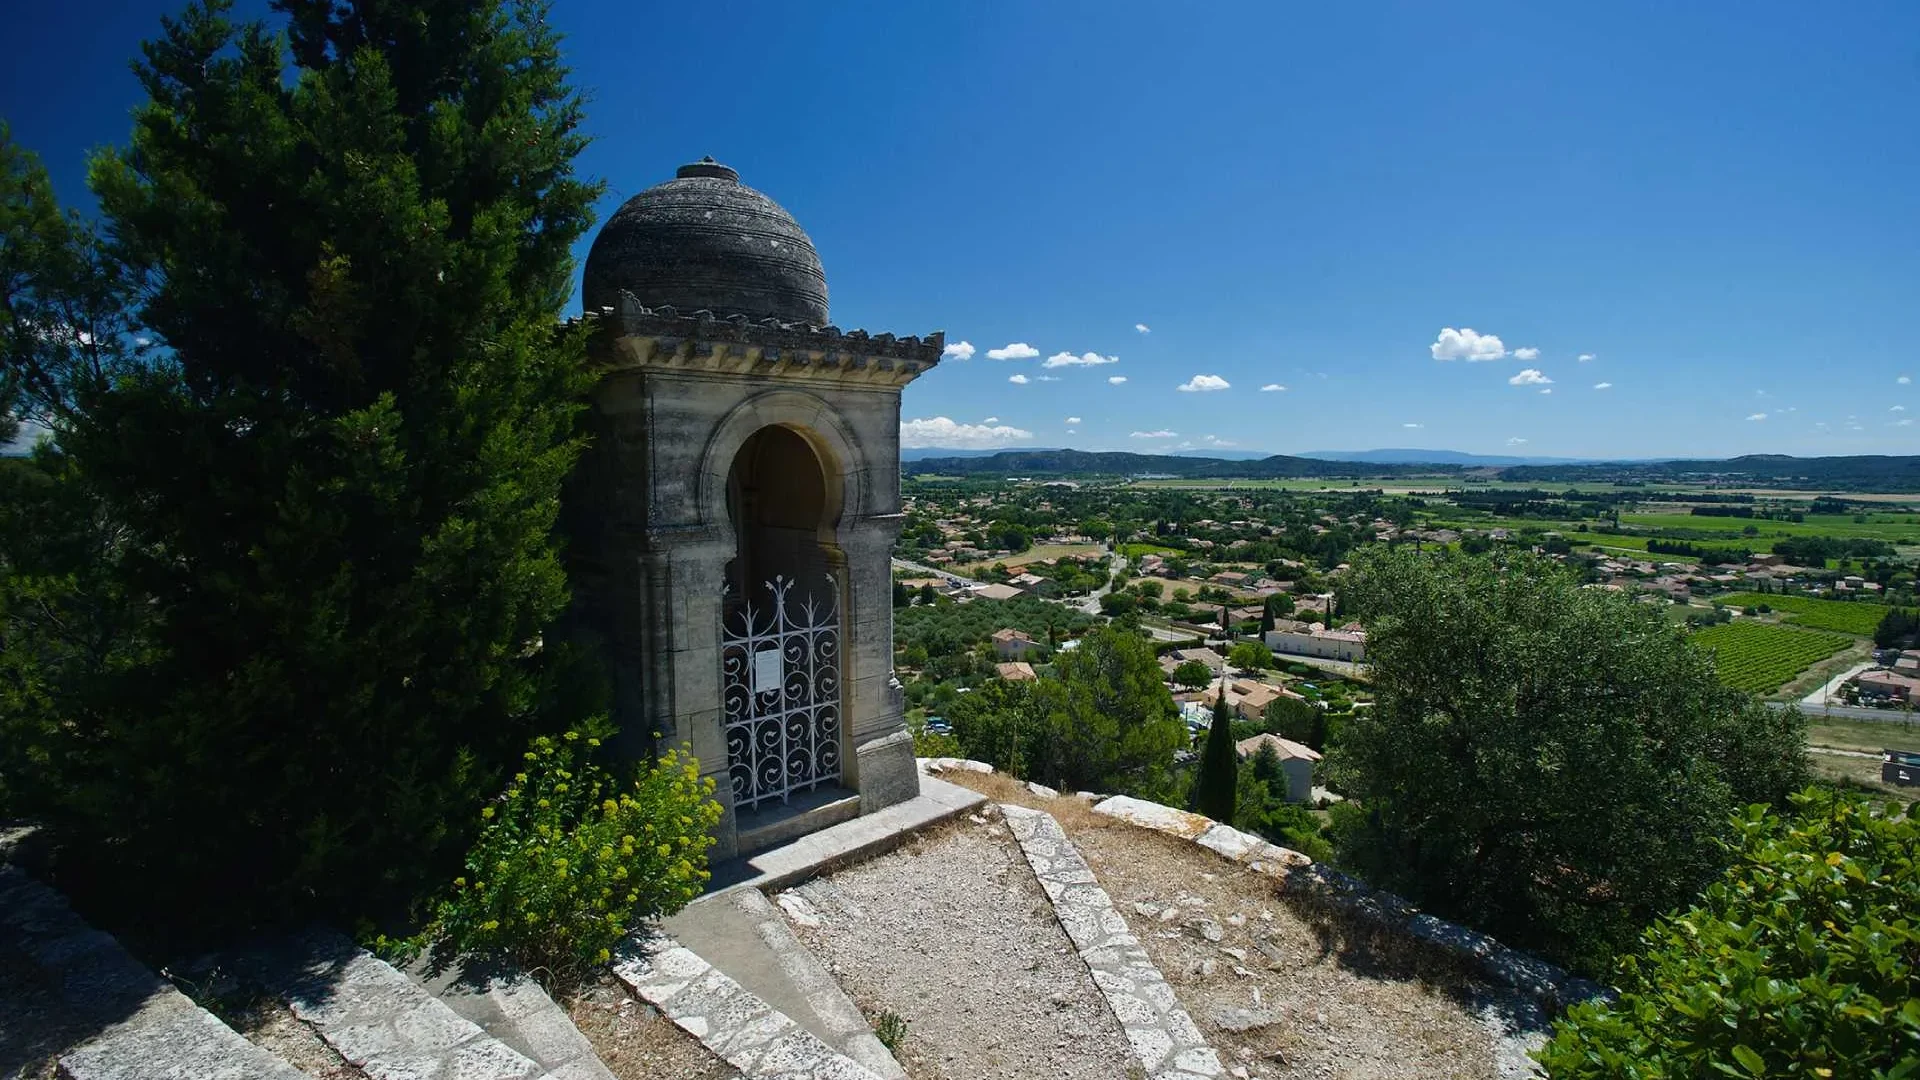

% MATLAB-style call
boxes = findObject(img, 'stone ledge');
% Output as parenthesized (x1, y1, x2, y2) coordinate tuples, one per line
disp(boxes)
(705, 774, 985, 894)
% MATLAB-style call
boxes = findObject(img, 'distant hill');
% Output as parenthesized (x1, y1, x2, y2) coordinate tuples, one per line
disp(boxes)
(900, 446, 1063, 461)
(902, 449, 1459, 479)
(1501, 454, 1920, 493)
(902, 449, 1920, 493)
(1299, 447, 1603, 467)
(1164, 449, 1275, 461)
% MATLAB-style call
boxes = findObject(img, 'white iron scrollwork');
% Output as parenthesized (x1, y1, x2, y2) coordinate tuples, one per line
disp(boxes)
(721, 574, 842, 811)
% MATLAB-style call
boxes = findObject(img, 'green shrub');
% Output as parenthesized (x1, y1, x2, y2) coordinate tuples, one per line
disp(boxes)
(433, 733, 720, 981)
(1537, 790, 1920, 1078)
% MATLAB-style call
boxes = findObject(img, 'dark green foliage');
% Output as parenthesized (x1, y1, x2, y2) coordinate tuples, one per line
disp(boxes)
(1226, 641, 1272, 671)
(1537, 790, 1920, 1078)
(1875, 606, 1919, 648)
(1170, 659, 1212, 690)
(1, 0, 604, 934)
(1332, 548, 1809, 973)
(1772, 535, 1896, 565)
(947, 625, 1184, 798)
(1262, 696, 1326, 751)
(1193, 694, 1236, 822)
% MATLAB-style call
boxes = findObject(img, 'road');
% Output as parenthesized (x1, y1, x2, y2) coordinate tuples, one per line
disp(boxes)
(1770, 699, 1920, 725)
(890, 556, 982, 590)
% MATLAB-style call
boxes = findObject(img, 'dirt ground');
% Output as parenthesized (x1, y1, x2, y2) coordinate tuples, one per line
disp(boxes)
(777, 815, 1138, 1080)
(948, 771, 1547, 1080)
(563, 972, 736, 1080)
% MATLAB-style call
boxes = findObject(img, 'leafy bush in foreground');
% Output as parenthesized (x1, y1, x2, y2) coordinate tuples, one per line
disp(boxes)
(434, 734, 719, 981)
(1538, 790, 1920, 1078)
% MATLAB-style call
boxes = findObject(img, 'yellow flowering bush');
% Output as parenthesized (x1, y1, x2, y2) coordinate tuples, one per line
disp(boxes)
(433, 732, 719, 979)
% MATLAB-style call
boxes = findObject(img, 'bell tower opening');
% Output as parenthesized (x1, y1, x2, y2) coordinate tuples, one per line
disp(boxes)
(724, 424, 838, 597)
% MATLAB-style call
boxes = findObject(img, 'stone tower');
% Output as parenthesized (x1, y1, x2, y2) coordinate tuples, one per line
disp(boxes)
(572, 158, 940, 860)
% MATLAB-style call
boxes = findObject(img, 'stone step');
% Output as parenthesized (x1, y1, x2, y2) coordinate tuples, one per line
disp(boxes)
(405, 949, 616, 1080)
(0, 866, 311, 1080)
(611, 936, 884, 1080)
(664, 887, 905, 1079)
(240, 928, 545, 1080)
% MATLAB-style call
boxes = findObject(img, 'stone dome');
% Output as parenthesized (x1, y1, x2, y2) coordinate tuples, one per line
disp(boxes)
(583, 158, 829, 325)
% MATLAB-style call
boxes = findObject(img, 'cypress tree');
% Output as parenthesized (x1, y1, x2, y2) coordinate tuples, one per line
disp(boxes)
(1195, 688, 1237, 822)
(20, 0, 603, 932)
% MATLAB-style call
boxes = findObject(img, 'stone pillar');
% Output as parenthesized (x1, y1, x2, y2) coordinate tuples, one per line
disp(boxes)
(841, 513, 918, 814)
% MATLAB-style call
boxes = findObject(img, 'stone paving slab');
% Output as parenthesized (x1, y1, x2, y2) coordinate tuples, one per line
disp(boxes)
(610, 938, 883, 1080)
(998, 804, 1224, 1080)
(664, 888, 905, 1079)
(248, 928, 542, 1080)
(407, 951, 615, 1080)
(0, 866, 310, 1080)
(704, 775, 985, 894)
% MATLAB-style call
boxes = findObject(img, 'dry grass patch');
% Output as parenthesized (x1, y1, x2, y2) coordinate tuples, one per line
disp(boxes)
(562, 972, 734, 1080)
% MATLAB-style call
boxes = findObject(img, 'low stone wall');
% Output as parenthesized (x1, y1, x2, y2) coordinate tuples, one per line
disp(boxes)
(918, 759, 1609, 1011)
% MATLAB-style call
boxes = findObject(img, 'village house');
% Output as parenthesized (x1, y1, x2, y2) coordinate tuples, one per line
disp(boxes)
(1201, 678, 1304, 724)
(1234, 733, 1322, 803)
(1265, 623, 1367, 663)
(995, 661, 1037, 682)
(970, 582, 1025, 602)
(991, 627, 1047, 661)
(1857, 670, 1920, 703)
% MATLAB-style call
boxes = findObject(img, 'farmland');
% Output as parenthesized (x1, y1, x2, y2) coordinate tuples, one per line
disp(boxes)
(1690, 621, 1853, 694)
(1714, 593, 1892, 637)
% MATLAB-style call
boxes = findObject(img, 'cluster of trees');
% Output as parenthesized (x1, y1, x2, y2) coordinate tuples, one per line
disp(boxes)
(1874, 606, 1920, 648)
(1772, 535, 1897, 565)
(1646, 538, 1753, 563)
(944, 625, 1185, 798)
(1330, 548, 1809, 973)
(1, 0, 620, 939)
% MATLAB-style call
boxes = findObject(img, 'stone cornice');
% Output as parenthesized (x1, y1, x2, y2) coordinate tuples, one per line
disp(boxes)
(587, 292, 942, 389)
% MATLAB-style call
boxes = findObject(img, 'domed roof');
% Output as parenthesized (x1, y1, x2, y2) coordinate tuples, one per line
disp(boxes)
(583, 158, 829, 325)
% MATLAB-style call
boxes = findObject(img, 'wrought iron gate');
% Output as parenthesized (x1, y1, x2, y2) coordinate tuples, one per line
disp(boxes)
(720, 574, 842, 811)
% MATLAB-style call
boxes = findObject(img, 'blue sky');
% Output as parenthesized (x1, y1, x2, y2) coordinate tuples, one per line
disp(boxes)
(7, 1, 1919, 459)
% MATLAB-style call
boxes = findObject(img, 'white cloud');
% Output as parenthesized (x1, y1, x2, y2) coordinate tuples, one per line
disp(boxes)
(1893, 405, 1908, 412)
(898, 416, 1035, 449)
(1509, 368, 1552, 386)
(983, 416, 999, 423)
(1747, 412, 1768, 421)
(941, 340, 976, 361)
(1135, 323, 1151, 334)
(1508, 437, 1527, 445)
(986, 342, 1039, 361)
(1539, 388, 1553, 395)
(1900, 375, 1912, 384)
(1513, 346, 1541, 361)
(1043, 351, 1119, 368)
(1593, 382, 1613, 390)
(1064, 416, 1082, 425)
(1008, 374, 1029, 385)
(1177, 374, 1231, 393)
(1108, 376, 1128, 385)
(1130, 429, 1178, 439)
(1403, 422, 1424, 429)
(1897, 419, 1915, 427)
(1259, 383, 1287, 392)
(1430, 327, 1507, 361)
(1066, 428, 1077, 434)
(1202, 434, 1235, 446)
(1037, 375, 1061, 382)
(1577, 353, 1595, 362)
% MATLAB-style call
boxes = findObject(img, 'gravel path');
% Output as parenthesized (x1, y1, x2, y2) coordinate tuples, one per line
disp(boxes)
(564, 973, 738, 1080)
(777, 811, 1136, 1080)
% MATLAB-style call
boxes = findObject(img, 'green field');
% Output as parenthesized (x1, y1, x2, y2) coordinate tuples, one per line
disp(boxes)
(1619, 512, 1920, 543)
(1119, 542, 1185, 558)
(1714, 593, 1890, 637)
(1690, 621, 1853, 694)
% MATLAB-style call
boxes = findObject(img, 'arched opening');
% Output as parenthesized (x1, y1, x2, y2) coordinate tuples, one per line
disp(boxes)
(724, 424, 838, 596)
(719, 424, 845, 813)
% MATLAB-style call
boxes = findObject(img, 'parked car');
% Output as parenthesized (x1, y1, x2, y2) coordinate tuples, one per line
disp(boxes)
(1883, 748, 1920, 788)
